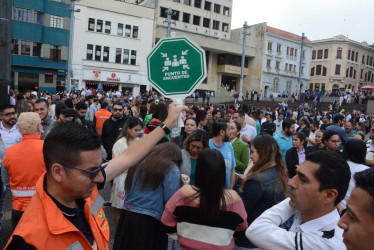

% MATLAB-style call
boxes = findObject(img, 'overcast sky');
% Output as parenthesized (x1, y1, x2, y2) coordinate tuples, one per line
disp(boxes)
(231, 0, 374, 44)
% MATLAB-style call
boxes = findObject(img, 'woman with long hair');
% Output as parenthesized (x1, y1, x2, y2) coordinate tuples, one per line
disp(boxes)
(286, 132, 310, 178)
(113, 142, 182, 250)
(174, 117, 198, 149)
(235, 133, 288, 249)
(110, 117, 143, 227)
(340, 139, 368, 208)
(131, 99, 140, 118)
(180, 129, 209, 185)
(162, 149, 248, 249)
(229, 121, 249, 174)
(307, 130, 325, 152)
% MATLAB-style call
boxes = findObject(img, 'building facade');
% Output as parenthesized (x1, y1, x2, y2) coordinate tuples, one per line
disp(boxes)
(11, 0, 70, 93)
(153, 0, 265, 97)
(71, 0, 154, 95)
(262, 26, 312, 98)
(309, 35, 374, 94)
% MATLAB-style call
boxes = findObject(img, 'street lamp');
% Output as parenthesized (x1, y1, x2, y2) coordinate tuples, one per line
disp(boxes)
(239, 21, 250, 102)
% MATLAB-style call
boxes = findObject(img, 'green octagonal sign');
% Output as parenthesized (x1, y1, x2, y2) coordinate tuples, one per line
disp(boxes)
(147, 36, 207, 98)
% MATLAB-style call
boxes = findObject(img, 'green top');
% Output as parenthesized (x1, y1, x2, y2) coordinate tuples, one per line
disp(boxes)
(143, 113, 153, 128)
(189, 158, 197, 185)
(256, 120, 261, 135)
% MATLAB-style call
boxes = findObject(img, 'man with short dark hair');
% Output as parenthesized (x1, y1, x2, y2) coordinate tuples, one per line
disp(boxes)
(339, 168, 374, 250)
(34, 99, 55, 139)
(297, 117, 310, 138)
(209, 121, 236, 189)
(123, 103, 132, 119)
(320, 115, 331, 131)
(6, 103, 184, 249)
(247, 151, 350, 249)
(344, 121, 356, 139)
(101, 102, 126, 161)
(75, 101, 91, 130)
(196, 110, 208, 130)
(233, 111, 256, 143)
(274, 119, 295, 160)
(261, 113, 276, 136)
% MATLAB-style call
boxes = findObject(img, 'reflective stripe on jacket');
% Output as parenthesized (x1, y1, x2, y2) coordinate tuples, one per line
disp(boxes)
(95, 109, 112, 135)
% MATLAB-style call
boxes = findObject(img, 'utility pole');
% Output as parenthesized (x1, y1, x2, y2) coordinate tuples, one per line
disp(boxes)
(239, 21, 249, 102)
(67, 0, 80, 93)
(164, 7, 175, 38)
(298, 33, 305, 100)
(0, 0, 12, 106)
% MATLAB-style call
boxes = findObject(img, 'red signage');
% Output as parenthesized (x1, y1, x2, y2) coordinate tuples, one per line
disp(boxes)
(93, 71, 101, 79)
(107, 72, 120, 82)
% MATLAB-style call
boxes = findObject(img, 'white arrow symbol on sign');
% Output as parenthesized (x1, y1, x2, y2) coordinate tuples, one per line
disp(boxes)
(182, 50, 188, 56)
(161, 52, 167, 57)
(162, 67, 169, 72)
(183, 65, 190, 70)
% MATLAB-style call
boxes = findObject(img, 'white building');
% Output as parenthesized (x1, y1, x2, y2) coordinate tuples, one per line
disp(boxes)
(71, 0, 155, 96)
(262, 26, 312, 98)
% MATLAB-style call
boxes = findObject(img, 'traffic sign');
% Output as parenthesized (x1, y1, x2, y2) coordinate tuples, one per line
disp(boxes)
(147, 36, 207, 99)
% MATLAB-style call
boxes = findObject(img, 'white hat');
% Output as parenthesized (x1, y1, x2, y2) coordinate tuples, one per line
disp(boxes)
(31, 91, 37, 96)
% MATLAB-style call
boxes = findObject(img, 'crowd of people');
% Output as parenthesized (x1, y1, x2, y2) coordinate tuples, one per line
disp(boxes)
(0, 88, 374, 249)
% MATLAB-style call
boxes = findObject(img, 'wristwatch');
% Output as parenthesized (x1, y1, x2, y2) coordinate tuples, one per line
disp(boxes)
(159, 123, 171, 134)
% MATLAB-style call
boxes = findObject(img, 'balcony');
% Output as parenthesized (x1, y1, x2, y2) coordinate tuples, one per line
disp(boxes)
(217, 65, 248, 75)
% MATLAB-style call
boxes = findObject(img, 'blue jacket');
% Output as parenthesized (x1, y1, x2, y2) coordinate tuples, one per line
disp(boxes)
(123, 164, 181, 221)
(236, 166, 286, 248)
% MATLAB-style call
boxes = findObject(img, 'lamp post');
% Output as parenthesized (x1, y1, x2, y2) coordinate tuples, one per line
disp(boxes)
(67, 0, 80, 93)
(239, 21, 249, 102)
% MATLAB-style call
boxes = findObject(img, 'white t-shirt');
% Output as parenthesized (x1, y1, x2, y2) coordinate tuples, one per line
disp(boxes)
(307, 130, 317, 147)
(240, 123, 257, 142)
(274, 119, 283, 136)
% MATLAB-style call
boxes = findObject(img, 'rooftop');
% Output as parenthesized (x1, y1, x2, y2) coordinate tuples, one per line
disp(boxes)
(266, 26, 312, 44)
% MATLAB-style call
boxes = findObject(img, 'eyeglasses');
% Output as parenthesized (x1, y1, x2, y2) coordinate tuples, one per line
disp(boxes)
(113, 108, 123, 112)
(59, 162, 108, 179)
(328, 140, 341, 144)
(2, 112, 16, 117)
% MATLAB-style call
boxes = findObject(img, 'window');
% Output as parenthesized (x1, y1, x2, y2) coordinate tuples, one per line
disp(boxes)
(45, 73, 53, 83)
(50, 45, 61, 61)
(266, 59, 271, 68)
(315, 83, 320, 91)
(103, 46, 109, 62)
(183, 0, 191, 5)
(194, 0, 201, 8)
(322, 66, 327, 76)
(355, 52, 358, 62)
(32, 42, 41, 57)
(222, 23, 229, 32)
(88, 18, 95, 31)
(295, 49, 297, 57)
(193, 15, 200, 25)
(11, 39, 19, 55)
(57, 76, 65, 86)
(50, 15, 63, 28)
(267, 42, 272, 51)
(290, 48, 294, 56)
(348, 50, 351, 60)
(285, 63, 288, 71)
(212, 20, 219, 30)
(133, 26, 138, 38)
(350, 51, 355, 61)
(316, 65, 321, 75)
(171, 10, 179, 21)
(361, 69, 364, 79)
(96, 20, 103, 32)
(317, 50, 323, 59)
(203, 18, 210, 28)
(123, 49, 129, 64)
(204, 1, 211, 11)
(95, 45, 101, 61)
(117, 23, 123, 36)
(309, 83, 313, 90)
(312, 50, 316, 59)
(353, 69, 356, 79)
(362, 55, 365, 64)
(125, 25, 131, 37)
(131, 50, 137, 65)
(336, 47, 342, 59)
(289, 64, 292, 71)
(223, 6, 230, 16)
(293, 65, 296, 72)
(14, 7, 32, 23)
(310, 67, 315, 76)
(160, 7, 168, 18)
(321, 83, 325, 91)
(21, 41, 31, 56)
(86, 44, 93, 60)
(214, 4, 221, 13)
(105, 21, 111, 34)
(335, 64, 341, 75)
(303, 50, 305, 59)
(346, 68, 349, 78)
(324, 49, 328, 59)
(183, 13, 190, 23)
(275, 61, 280, 70)
(115, 48, 121, 63)
(277, 44, 281, 53)
(371, 56, 373, 66)
(302, 66, 304, 74)
(34, 11, 42, 25)
(367, 55, 370, 65)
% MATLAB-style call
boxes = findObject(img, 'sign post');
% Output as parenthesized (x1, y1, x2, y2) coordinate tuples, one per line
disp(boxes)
(147, 36, 207, 126)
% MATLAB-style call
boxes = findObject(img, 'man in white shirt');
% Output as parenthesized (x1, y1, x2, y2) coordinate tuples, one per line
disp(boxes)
(273, 113, 284, 136)
(247, 151, 350, 250)
(233, 111, 256, 144)
(306, 122, 318, 147)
